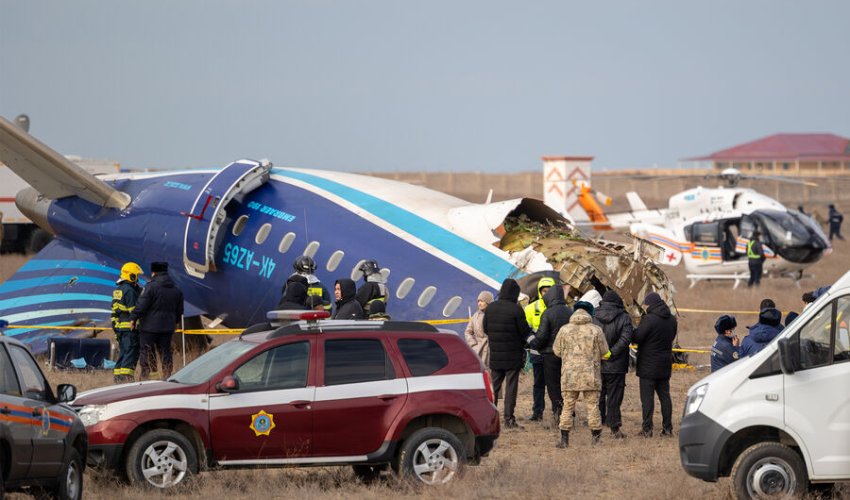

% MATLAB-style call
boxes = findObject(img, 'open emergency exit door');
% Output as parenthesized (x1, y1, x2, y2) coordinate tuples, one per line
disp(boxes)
(183, 160, 271, 278)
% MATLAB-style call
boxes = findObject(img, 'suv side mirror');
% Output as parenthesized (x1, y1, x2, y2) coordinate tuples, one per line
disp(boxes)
(778, 337, 800, 375)
(216, 375, 240, 393)
(56, 384, 77, 403)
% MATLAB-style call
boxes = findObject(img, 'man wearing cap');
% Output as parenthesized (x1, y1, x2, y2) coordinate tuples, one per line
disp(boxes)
(552, 301, 609, 448)
(130, 262, 184, 380)
(740, 307, 783, 357)
(710, 315, 740, 372)
(633, 292, 677, 438)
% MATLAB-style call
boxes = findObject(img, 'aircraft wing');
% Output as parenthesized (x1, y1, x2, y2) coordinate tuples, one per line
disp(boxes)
(0, 116, 130, 209)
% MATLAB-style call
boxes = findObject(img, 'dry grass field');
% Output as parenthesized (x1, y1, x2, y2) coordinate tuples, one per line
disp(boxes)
(1, 237, 849, 499)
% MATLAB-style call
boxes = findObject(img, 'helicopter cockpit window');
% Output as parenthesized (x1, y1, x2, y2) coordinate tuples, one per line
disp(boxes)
(740, 216, 755, 238)
(690, 222, 720, 245)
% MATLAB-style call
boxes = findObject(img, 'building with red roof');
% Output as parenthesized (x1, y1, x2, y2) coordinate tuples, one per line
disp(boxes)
(685, 133, 850, 174)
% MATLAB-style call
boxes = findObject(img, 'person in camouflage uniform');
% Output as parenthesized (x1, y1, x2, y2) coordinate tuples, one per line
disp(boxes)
(552, 302, 610, 448)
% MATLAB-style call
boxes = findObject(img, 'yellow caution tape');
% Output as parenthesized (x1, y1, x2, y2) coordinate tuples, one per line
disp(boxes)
(1, 322, 714, 353)
(420, 318, 470, 325)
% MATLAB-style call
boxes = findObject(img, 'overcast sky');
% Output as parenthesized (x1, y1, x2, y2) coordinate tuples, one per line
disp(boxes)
(2, 1, 849, 173)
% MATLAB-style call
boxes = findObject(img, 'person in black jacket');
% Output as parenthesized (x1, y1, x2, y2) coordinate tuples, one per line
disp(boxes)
(333, 279, 365, 319)
(483, 278, 532, 428)
(530, 285, 572, 423)
(276, 278, 308, 310)
(595, 290, 634, 438)
(633, 292, 677, 437)
(130, 262, 184, 380)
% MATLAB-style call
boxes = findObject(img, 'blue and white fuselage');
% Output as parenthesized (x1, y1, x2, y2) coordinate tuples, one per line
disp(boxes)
(0, 160, 566, 353)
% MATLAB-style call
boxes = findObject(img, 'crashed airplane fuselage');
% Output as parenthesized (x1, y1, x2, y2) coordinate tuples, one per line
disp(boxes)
(0, 116, 673, 352)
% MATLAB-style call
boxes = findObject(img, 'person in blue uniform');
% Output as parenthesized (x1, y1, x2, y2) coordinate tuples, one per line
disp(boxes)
(710, 315, 740, 372)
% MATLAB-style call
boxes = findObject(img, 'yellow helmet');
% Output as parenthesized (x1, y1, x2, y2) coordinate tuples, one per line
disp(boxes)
(120, 262, 143, 282)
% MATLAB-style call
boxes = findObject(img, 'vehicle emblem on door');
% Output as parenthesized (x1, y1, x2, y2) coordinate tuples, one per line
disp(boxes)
(250, 410, 276, 436)
(41, 409, 50, 436)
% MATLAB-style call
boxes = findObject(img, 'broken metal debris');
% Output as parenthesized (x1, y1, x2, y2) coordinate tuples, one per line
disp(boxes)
(500, 215, 676, 321)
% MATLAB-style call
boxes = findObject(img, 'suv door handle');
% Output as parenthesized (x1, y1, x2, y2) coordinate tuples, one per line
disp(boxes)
(289, 400, 311, 408)
(377, 394, 399, 401)
(0, 406, 10, 415)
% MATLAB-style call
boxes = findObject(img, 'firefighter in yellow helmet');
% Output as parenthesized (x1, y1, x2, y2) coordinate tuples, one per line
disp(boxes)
(112, 262, 143, 383)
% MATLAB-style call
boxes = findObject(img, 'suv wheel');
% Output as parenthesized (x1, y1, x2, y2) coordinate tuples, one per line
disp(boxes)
(398, 427, 465, 485)
(731, 441, 808, 499)
(125, 429, 197, 489)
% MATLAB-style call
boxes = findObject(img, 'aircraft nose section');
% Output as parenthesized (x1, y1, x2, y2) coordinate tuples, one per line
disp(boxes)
(16, 187, 54, 234)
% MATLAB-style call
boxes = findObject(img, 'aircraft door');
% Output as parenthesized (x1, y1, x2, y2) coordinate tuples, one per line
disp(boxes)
(183, 160, 271, 278)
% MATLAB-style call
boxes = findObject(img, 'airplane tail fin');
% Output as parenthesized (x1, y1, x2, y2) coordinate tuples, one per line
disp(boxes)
(0, 238, 123, 354)
(0, 116, 130, 209)
(626, 192, 648, 212)
(630, 223, 683, 266)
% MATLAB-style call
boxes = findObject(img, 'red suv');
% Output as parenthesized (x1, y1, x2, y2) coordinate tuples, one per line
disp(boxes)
(73, 313, 499, 488)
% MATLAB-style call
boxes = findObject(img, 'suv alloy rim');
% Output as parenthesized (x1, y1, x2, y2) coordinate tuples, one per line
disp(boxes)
(411, 438, 459, 485)
(747, 456, 796, 497)
(141, 440, 189, 488)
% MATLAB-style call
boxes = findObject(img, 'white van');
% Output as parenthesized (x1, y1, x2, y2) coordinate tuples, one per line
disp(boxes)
(679, 270, 850, 498)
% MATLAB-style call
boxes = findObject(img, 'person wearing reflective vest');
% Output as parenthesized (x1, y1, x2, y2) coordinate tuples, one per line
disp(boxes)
(289, 256, 331, 311)
(524, 276, 556, 421)
(112, 262, 143, 383)
(747, 230, 765, 288)
(355, 260, 389, 316)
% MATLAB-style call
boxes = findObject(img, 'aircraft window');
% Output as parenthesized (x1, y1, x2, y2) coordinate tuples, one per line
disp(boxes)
(304, 241, 320, 258)
(278, 232, 296, 253)
(350, 259, 366, 281)
(418, 286, 437, 308)
(442, 296, 463, 317)
(396, 278, 415, 299)
(326, 250, 344, 272)
(255, 223, 272, 245)
(232, 215, 249, 236)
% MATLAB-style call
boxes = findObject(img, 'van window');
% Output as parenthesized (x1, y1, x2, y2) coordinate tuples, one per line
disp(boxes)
(834, 296, 850, 363)
(799, 304, 833, 369)
(324, 339, 394, 386)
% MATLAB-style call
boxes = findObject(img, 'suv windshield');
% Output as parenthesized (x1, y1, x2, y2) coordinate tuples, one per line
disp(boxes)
(169, 340, 257, 385)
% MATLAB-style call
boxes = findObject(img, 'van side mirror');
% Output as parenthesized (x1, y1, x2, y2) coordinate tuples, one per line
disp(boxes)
(56, 384, 77, 403)
(216, 375, 240, 393)
(777, 337, 800, 375)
